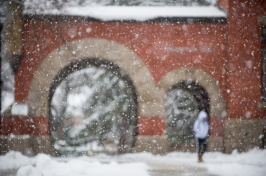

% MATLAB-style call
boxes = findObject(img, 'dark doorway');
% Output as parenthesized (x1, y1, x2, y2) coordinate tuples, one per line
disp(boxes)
(166, 80, 210, 151)
(48, 58, 138, 156)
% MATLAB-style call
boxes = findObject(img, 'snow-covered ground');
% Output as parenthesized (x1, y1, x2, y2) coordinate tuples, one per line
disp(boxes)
(1, 148, 266, 176)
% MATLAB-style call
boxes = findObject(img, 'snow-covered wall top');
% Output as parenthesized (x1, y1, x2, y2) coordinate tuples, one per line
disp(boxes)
(23, 0, 226, 21)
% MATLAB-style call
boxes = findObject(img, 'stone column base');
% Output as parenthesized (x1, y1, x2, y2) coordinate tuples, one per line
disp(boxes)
(224, 119, 266, 153)
(0, 135, 57, 156)
(132, 135, 225, 154)
(207, 136, 224, 152)
(133, 135, 168, 154)
(168, 136, 224, 153)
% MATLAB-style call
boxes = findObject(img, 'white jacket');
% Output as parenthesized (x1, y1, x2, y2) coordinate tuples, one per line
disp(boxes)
(193, 111, 209, 139)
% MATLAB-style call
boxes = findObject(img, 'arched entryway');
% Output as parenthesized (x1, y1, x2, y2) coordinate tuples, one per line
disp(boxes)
(25, 38, 160, 154)
(158, 67, 226, 152)
(166, 80, 210, 151)
(48, 58, 138, 155)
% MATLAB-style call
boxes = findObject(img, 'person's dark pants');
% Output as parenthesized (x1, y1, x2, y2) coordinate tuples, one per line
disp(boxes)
(196, 137, 207, 156)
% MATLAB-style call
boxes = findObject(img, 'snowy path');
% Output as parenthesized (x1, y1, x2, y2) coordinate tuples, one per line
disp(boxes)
(148, 162, 214, 176)
(1, 149, 266, 176)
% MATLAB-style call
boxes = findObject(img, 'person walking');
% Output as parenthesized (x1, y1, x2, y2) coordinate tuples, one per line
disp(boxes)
(193, 110, 209, 162)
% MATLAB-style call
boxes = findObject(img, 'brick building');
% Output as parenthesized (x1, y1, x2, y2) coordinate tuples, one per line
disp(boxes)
(1, 0, 266, 155)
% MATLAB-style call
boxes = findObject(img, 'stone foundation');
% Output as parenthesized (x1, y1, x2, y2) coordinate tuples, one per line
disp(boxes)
(134, 135, 225, 154)
(0, 136, 9, 155)
(3, 119, 265, 156)
(0, 135, 56, 156)
(31, 136, 57, 155)
(168, 142, 196, 152)
(207, 136, 224, 152)
(133, 135, 168, 154)
(224, 119, 266, 153)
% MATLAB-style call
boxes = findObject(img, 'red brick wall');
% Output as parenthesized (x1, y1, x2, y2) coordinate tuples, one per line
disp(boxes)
(226, 0, 266, 119)
(217, 0, 229, 10)
(0, 116, 48, 136)
(12, 0, 265, 135)
(17, 21, 228, 102)
(14, 19, 228, 137)
(138, 117, 166, 136)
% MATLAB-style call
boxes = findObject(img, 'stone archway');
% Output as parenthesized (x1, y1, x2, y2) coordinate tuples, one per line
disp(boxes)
(26, 38, 169, 154)
(158, 67, 226, 118)
(158, 67, 226, 152)
(49, 58, 138, 154)
(27, 38, 156, 118)
(165, 80, 210, 151)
